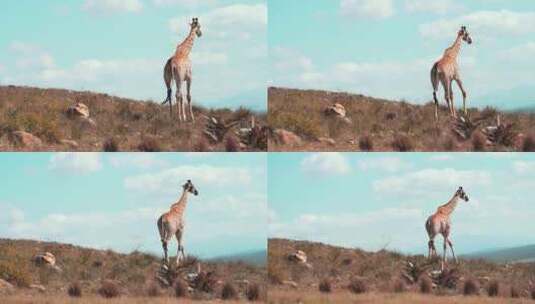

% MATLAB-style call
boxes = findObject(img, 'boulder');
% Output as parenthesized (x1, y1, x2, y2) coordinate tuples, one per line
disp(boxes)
(282, 280, 298, 288)
(288, 250, 307, 264)
(60, 139, 79, 149)
(30, 284, 46, 292)
(10, 131, 42, 148)
(317, 137, 336, 145)
(273, 129, 302, 146)
(67, 103, 90, 118)
(34, 252, 56, 266)
(325, 103, 346, 118)
(0, 279, 14, 295)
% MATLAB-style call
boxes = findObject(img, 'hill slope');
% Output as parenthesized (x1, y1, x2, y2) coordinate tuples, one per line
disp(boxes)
(211, 250, 267, 266)
(0, 85, 266, 152)
(268, 238, 535, 303)
(268, 87, 535, 152)
(0, 238, 266, 302)
(466, 245, 535, 263)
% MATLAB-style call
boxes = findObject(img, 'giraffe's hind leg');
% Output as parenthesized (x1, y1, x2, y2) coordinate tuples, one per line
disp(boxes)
(186, 77, 195, 123)
(175, 229, 185, 266)
(454, 78, 468, 116)
(447, 238, 457, 263)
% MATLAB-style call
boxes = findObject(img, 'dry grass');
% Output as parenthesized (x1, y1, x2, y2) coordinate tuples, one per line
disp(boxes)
(1, 295, 247, 304)
(267, 290, 531, 304)
(0, 238, 266, 301)
(268, 87, 535, 152)
(0, 85, 266, 151)
(269, 238, 535, 302)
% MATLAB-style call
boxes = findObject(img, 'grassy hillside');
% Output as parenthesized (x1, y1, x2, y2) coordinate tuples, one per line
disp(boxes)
(466, 245, 535, 263)
(268, 238, 535, 303)
(0, 85, 267, 152)
(268, 87, 535, 152)
(0, 238, 266, 302)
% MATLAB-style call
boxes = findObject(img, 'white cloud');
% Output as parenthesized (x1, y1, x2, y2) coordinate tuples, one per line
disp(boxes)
(373, 168, 491, 196)
(358, 157, 411, 173)
(9, 42, 55, 70)
(419, 10, 535, 41)
(124, 165, 252, 194)
(49, 153, 102, 174)
(513, 161, 535, 174)
(340, 0, 395, 19)
(153, 0, 217, 7)
(301, 153, 350, 175)
(82, 0, 143, 14)
(169, 4, 267, 39)
(270, 208, 424, 251)
(109, 154, 167, 169)
(404, 0, 462, 15)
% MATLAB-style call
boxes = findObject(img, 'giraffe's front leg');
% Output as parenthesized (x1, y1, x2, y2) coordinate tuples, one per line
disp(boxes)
(448, 80, 456, 118)
(455, 78, 468, 116)
(175, 229, 184, 266)
(176, 79, 184, 123)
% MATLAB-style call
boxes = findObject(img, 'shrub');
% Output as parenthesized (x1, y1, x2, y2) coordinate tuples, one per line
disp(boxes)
(103, 138, 119, 152)
(68, 282, 82, 298)
(393, 279, 406, 293)
(147, 283, 161, 297)
(246, 283, 261, 301)
(419, 276, 432, 294)
(531, 286, 535, 300)
(192, 272, 216, 293)
(487, 280, 499, 297)
(359, 135, 373, 151)
(319, 279, 332, 293)
(443, 136, 455, 151)
(472, 133, 485, 151)
(174, 279, 188, 298)
(137, 137, 161, 152)
(392, 134, 413, 152)
(463, 278, 479, 296)
(225, 136, 240, 152)
(523, 135, 535, 152)
(193, 139, 209, 152)
(348, 277, 367, 294)
(98, 281, 120, 298)
(510, 286, 520, 298)
(221, 282, 238, 300)
(0, 260, 31, 287)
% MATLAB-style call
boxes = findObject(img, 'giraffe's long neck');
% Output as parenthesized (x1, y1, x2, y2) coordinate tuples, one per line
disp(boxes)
(170, 190, 189, 217)
(443, 35, 463, 61)
(438, 194, 460, 216)
(175, 28, 197, 59)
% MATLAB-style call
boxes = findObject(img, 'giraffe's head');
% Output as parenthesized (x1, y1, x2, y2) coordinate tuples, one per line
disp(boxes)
(455, 186, 469, 202)
(183, 179, 199, 196)
(191, 17, 202, 38)
(458, 26, 472, 45)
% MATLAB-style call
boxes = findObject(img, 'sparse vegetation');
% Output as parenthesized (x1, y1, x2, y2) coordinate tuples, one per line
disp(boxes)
(319, 278, 332, 293)
(147, 283, 161, 297)
(487, 280, 499, 297)
(523, 135, 535, 152)
(174, 279, 188, 298)
(472, 133, 485, 151)
(418, 276, 432, 294)
(137, 137, 162, 152)
(67, 281, 82, 297)
(348, 277, 367, 294)
(269, 87, 535, 151)
(246, 283, 261, 301)
(221, 282, 238, 300)
(98, 281, 120, 298)
(358, 134, 373, 151)
(463, 278, 479, 296)
(510, 286, 520, 298)
(0, 86, 266, 151)
(225, 136, 240, 152)
(392, 279, 406, 293)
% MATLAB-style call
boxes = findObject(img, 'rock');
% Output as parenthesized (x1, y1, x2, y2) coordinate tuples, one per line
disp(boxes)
(288, 250, 307, 263)
(317, 137, 336, 145)
(325, 103, 346, 117)
(34, 252, 56, 266)
(30, 284, 46, 292)
(10, 131, 42, 148)
(282, 280, 298, 288)
(0, 279, 14, 295)
(67, 103, 90, 118)
(60, 139, 79, 149)
(273, 129, 302, 146)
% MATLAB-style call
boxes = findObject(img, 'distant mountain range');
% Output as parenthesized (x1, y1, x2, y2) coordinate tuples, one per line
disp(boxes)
(464, 244, 535, 263)
(210, 249, 266, 266)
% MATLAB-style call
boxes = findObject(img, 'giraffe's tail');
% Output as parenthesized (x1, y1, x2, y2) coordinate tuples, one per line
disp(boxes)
(430, 62, 440, 96)
(162, 58, 173, 105)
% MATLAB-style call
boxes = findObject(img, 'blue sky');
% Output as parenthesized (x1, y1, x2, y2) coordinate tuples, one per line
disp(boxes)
(269, 0, 535, 110)
(0, 0, 267, 110)
(0, 153, 267, 258)
(269, 153, 535, 255)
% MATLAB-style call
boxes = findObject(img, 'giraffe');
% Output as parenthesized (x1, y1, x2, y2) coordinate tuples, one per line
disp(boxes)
(157, 180, 199, 266)
(425, 186, 469, 270)
(162, 17, 202, 122)
(430, 26, 472, 120)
